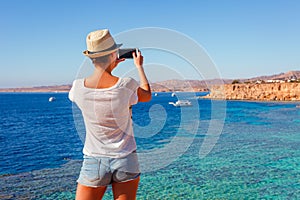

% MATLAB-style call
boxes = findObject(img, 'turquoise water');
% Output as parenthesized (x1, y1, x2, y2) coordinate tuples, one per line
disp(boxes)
(0, 93, 299, 199)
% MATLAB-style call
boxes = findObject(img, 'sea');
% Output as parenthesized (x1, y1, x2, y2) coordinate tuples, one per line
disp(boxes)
(0, 92, 299, 199)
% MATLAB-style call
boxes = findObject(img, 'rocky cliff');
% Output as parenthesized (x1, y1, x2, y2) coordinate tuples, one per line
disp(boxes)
(205, 82, 300, 101)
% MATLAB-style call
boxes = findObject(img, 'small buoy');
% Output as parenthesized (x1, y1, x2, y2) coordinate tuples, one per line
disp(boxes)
(49, 97, 56, 102)
(154, 93, 158, 96)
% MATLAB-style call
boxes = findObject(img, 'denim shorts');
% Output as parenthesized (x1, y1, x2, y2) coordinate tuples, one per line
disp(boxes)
(77, 151, 140, 187)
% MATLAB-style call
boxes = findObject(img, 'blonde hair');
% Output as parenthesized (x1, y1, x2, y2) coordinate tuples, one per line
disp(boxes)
(91, 54, 111, 64)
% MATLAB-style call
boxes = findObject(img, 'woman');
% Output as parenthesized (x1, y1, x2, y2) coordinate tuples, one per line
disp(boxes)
(69, 29, 151, 200)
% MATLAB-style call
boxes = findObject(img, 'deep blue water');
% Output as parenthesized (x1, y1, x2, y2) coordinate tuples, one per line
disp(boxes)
(0, 93, 82, 175)
(0, 92, 299, 199)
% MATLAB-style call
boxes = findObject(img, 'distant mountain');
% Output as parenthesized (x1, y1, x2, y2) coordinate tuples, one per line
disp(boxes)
(151, 79, 232, 92)
(242, 70, 300, 82)
(0, 71, 299, 92)
(0, 85, 71, 93)
(151, 70, 300, 92)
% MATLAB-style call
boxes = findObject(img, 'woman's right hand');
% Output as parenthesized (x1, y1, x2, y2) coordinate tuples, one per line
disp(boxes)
(133, 50, 143, 68)
(132, 50, 151, 102)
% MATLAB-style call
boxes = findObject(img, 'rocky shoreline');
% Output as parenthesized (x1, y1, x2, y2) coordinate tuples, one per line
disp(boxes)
(1, 82, 300, 102)
(204, 82, 300, 101)
(1, 71, 300, 102)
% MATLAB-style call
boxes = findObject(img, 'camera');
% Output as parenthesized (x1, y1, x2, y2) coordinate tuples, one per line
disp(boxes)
(118, 48, 139, 59)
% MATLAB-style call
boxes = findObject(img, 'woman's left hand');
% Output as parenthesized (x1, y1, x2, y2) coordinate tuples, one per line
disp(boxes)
(116, 58, 125, 65)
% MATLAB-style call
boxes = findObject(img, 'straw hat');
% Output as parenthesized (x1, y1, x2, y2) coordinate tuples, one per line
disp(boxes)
(83, 29, 122, 58)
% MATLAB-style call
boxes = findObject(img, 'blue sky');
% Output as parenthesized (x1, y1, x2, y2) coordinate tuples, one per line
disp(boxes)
(0, 0, 299, 88)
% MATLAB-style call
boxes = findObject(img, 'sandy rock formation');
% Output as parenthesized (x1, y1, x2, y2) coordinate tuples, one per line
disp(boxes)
(205, 83, 300, 101)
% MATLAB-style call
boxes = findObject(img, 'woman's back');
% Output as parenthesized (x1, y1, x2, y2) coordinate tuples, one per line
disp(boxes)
(69, 77, 139, 158)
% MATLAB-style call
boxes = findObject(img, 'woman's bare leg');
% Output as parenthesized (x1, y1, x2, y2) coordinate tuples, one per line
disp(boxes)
(75, 183, 107, 200)
(112, 177, 140, 200)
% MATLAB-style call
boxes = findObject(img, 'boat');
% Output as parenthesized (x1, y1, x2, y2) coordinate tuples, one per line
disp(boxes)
(171, 92, 176, 97)
(169, 100, 192, 107)
(296, 105, 300, 108)
(154, 93, 158, 96)
(49, 97, 56, 102)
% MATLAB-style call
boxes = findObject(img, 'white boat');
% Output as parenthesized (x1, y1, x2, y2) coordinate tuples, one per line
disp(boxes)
(169, 100, 192, 107)
(154, 93, 158, 96)
(49, 97, 56, 102)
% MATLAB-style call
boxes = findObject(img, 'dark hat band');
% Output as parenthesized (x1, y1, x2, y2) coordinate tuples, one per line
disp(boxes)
(87, 43, 121, 54)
